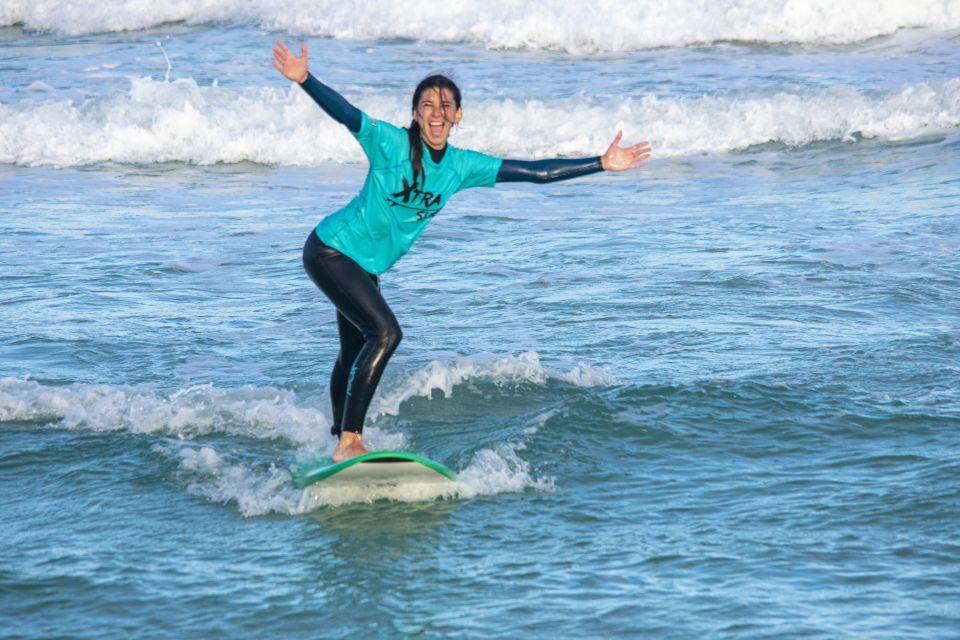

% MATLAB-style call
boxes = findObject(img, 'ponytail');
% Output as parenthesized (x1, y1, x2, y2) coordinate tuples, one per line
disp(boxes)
(407, 119, 424, 184)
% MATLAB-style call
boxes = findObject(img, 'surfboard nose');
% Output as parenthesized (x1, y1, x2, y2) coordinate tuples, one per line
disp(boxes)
(292, 451, 459, 489)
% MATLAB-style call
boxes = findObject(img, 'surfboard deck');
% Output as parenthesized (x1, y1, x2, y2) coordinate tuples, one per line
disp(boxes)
(291, 451, 458, 489)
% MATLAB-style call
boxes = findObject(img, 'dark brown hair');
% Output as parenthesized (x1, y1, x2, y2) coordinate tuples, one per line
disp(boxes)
(406, 75, 462, 183)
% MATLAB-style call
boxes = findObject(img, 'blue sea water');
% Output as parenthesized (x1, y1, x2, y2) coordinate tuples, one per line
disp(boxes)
(1, 2, 959, 638)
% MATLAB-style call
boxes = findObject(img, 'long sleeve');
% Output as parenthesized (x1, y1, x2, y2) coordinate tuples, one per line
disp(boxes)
(299, 72, 362, 134)
(495, 157, 604, 184)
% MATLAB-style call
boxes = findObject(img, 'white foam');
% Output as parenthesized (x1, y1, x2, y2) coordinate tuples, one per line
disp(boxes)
(0, 376, 333, 445)
(0, 352, 603, 439)
(3, 371, 558, 513)
(155, 433, 551, 514)
(152, 402, 554, 514)
(453, 406, 556, 500)
(160, 443, 305, 516)
(464, 80, 960, 158)
(159, 439, 459, 514)
(3, 0, 960, 50)
(370, 351, 618, 419)
(456, 443, 555, 498)
(4, 77, 958, 167)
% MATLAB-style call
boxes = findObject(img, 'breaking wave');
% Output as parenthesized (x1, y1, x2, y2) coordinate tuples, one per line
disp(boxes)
(3, 76, 958, 167)
(3, 0, 960, 52)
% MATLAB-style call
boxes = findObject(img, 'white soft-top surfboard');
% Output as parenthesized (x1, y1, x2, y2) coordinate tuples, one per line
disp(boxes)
(292, 451, 458, 489)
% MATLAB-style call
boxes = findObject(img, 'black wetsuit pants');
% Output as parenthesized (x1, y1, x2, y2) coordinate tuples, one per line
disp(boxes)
(302, 231, 402, 436)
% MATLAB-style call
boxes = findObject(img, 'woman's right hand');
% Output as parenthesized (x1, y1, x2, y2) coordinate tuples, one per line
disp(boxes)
(272, 40, 308, 83)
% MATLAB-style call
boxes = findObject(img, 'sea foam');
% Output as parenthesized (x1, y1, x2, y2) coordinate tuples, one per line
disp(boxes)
(165, 443, 305, 516)
(2, 357, 565, 513)
(3, 0, 960, 51)
(154, 434, 552, 515)
(157, 424, 553, 515)
(0, 376, 334, 445)
(372, 351, 618, 418)
(3, 77, 958, 167)
(0, 352, 607, 437)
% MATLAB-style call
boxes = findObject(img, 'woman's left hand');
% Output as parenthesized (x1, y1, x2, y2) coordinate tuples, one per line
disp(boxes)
(601, 131, 651, 171)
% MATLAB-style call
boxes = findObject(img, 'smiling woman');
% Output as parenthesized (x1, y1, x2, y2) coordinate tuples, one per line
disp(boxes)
(407, 75, 463, 182)
(412, 76, 461, 150)
(271, 40, 651, 462)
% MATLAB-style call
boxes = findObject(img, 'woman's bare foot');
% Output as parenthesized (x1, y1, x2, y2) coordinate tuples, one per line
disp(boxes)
(332, 431, 367, 462)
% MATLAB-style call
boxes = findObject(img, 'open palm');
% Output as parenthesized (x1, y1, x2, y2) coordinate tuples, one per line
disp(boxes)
(272, 40, 308, 83)
(602, 131, 651, 171)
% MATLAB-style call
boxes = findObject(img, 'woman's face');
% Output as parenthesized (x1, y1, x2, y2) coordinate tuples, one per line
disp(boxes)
(413, 87, 462, 150)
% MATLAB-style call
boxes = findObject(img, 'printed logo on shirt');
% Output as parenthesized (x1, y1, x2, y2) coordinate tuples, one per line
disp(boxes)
(387, 174, 444, 221)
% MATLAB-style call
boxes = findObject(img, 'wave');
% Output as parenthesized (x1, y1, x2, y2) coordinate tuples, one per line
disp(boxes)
(3, 0, 960, 51)
(0, 376, 336, 445)
(454, 411, 557, 500)
(3, 76, 958, 167)
(373, 351, 618, 418)
(156, 412, 553, 515)
(0, 356, 569, 512)
(0, 352, 610, 436)
(164, 443, 305, 516)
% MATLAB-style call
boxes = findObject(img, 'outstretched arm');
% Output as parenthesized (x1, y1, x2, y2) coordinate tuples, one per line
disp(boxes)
(299, 73, 362, 134)
(497, 156, 604, 184)
(271, 40, 361, 134)
(496, 131, 651, 183)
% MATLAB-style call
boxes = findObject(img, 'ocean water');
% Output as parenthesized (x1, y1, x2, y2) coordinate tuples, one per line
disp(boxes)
(2, 1, 959, 638)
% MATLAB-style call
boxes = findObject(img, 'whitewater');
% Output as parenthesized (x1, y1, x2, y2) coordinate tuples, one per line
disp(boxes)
(3, 76, 960, 166)
(4, 0, 960, 50)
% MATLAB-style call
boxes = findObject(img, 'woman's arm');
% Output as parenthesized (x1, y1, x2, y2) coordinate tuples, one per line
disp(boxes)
(496, 157, 604, 184)
(497, 131, 651, 183)
(298, 73, 361, 134)
(272, 40, 361, 134)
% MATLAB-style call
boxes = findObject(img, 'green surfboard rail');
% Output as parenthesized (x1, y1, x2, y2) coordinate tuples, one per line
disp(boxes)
(292, 451, 459, 489)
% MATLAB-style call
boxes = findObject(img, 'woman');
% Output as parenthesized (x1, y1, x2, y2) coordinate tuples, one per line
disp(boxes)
(272, 41, 651, 462)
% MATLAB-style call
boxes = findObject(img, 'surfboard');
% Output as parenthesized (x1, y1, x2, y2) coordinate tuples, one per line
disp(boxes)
(292, 451, 458, 490)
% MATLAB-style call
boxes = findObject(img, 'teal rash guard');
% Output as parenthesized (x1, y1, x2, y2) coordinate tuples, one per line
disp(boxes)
(299, 72, 604, 275)
(316, 110, 503, 275)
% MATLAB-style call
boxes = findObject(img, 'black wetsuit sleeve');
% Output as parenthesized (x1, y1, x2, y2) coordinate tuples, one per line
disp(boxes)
(496, 157, 604, 184)
(299, 72, 362, 134)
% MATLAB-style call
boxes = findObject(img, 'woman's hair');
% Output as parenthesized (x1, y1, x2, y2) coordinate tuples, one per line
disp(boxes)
(407, 74, 462, 183)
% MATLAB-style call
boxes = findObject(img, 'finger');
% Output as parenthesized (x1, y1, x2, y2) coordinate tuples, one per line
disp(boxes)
(300, 42, 308, 60)
(273, 50, 285, 64)
(629, 142, 651, 152)
(271, 60, 282, 72)
(613, 130, 623, 145)
(278, 41, 292, 57)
